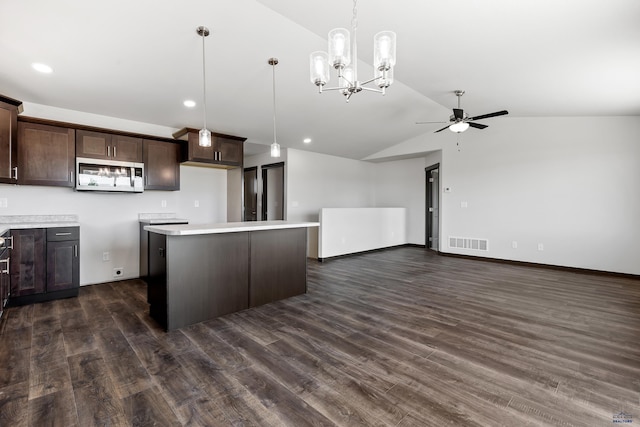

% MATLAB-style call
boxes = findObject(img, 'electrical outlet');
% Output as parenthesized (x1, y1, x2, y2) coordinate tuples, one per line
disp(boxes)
(512, 241, 518, 249)
(194, 200, 200, 208)
(0, 198, 7, 208)
(161, 200, 167, 208)
(103, 252, 110, 262)
(461, 201, 468, 208)
(113, 267, 124, 278)
(537, 243, 544, 251)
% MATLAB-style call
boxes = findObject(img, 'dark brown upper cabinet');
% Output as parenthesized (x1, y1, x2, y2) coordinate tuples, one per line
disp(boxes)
(173, 127, 245, 169)
(0, 94, 23, 184)
(17, 120, 75, 187)
(76, 129, 142, 162)
(143, 139, 180, 191)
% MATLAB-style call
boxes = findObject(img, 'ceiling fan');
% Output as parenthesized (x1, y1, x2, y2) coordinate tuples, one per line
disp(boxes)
(417, 90, 508, 133)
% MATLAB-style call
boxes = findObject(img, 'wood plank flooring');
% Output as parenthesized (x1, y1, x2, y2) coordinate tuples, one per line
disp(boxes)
(0, 247, 639, 426)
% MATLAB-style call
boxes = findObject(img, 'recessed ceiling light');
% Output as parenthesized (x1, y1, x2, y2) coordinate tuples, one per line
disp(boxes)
(183, 100, 196, 108)
(32, 63, 53, 73)
(303, 138, 311, 144)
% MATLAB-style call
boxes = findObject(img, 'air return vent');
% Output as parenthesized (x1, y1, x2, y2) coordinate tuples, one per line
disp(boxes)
(449, 236, 489, 251)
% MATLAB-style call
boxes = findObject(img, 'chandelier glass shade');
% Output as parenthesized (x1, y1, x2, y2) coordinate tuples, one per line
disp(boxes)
(309, 0, 396, 101)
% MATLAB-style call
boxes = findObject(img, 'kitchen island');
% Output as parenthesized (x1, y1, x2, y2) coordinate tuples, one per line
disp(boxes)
(144, 221, 319, 331)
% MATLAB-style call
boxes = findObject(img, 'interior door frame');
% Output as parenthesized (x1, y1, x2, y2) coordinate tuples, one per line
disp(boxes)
(243, 166, 258, 221)
(261, 161, 285, 221)
(425, 163, 440, 251)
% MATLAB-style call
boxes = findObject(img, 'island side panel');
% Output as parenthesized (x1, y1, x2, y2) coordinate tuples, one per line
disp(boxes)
(148, 232, 168, 328)
(249, 227, 307, 308)
(166, 232, 249, 330)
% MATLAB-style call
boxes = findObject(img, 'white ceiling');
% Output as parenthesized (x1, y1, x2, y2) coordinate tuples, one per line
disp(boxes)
(1, 0, 639, 160)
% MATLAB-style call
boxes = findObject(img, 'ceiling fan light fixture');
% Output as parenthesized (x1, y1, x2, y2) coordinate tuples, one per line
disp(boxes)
(449, 122, 469, 133)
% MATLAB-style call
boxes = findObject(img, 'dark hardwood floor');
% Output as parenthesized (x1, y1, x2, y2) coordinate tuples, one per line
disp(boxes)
(0, 247, 639, 426)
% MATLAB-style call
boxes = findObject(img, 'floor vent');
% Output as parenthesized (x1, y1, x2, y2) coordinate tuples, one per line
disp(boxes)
(449, 236, 489, 251)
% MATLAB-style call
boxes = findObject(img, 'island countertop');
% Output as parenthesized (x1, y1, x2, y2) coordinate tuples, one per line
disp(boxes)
(144, 220, 319, 236)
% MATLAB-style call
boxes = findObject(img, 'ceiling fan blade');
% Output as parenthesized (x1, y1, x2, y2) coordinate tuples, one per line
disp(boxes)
(468, 122, 488, 129)
(415, 121, 448, 124)
(453, 108, 464, 120)
(434, 125, 451, 133)
(468, 110, 508, 121)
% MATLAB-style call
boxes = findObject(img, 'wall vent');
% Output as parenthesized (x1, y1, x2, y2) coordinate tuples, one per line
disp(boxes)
(449, 236, 489, 251)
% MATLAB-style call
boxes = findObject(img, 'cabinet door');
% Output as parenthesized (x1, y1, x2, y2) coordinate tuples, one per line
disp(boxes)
(112, 135, 142, 162)
(76, 129, 111, 160)
(10, 229, 46, 296)
(46, 240, 79, 292)
(0, 101, 18, 184)
(186, 132, 215, 163)
(18, 122, 75, 187)
(143, 139, 180, 190)
(217, 137, 243, 166)
(1, 248, 9, 309)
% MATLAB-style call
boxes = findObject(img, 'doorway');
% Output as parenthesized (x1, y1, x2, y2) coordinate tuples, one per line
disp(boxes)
(243, 167, 258, 221)
(261, 162, 284, 221)
(425, 164, 440, 251)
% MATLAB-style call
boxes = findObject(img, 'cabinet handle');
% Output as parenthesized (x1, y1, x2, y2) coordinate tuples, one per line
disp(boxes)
(74, 245, 78, 257)
(158, 248, 165, 258)
(107, 146, 111, 157)
(0, 258, 9, 275)
(12, 167, 17, 180)
(4, 236, 13, 250)
(69, 170, 73, 184)
(113, 146, 117, 158)
(55, 232, 72, 236)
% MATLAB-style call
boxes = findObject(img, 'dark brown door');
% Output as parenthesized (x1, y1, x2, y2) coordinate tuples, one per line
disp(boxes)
(18, 122, 75, 187)
(262, 162, 285, 220)
(0, 101, 18, 184)
(46, 240, 79, 292)
(111, 135, 143, 162)
(76, 129, 111, 160)
(243, 167, 258, 221)
(143, 139, 180, 190)
(10, 229, 46, 296)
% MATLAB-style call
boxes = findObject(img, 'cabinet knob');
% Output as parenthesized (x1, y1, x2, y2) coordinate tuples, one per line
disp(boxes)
(0, 258, 9, 275)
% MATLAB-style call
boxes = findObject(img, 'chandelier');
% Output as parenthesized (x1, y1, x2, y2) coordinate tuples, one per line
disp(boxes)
(309, 0, 396, 102)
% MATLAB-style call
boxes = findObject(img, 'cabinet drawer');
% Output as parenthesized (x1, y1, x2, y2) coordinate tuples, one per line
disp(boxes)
(47, 227, 79, 241)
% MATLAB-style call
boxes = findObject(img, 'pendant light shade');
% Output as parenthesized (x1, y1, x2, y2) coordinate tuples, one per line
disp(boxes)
(269, 58, 281, 158)
(197, 26, 212, 147)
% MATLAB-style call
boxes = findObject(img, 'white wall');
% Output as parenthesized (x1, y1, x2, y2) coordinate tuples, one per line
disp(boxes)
(285, 149, 376, 257)
(367, 116, 640, 275)
(372, 156, 435, 245)
(319, 208, 406, 258)
(2, 103, 228, 285)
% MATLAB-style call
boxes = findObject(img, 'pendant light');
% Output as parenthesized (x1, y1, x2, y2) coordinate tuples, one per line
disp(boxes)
(197, 26, 211, 147)
(269, 58, 281, 158)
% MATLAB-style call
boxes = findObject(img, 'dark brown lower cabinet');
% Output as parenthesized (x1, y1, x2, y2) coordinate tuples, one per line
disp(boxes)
(0, 230, 11, 319)
(9, 229, 46, 297)
(147, 227, 308, 331)
(9, 227, 79, 306)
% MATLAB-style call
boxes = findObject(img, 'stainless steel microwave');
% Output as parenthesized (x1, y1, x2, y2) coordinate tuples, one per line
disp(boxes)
(76, 157, 144, 193)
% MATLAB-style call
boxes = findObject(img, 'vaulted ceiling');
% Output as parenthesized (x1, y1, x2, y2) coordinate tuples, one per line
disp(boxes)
(1, 0, 638, 159)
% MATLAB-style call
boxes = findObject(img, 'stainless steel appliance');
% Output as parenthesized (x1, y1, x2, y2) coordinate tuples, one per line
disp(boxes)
(76, 157, 144, 192)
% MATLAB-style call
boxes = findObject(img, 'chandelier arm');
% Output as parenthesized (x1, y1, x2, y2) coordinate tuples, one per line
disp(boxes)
(319, 86, 351, 92)
(359, 87, 384, 93)
(359, 76, 381, 86)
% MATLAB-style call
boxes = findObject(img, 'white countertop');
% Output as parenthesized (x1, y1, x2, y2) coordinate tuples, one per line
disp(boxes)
(0, 215, 80, 234)
(144, 220, 320, 236)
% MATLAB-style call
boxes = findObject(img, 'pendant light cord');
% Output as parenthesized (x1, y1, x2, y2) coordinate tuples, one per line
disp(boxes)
(272, 61, 277, 144)
(351, 0, 358, 82)
(202, 30, 207, 130)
